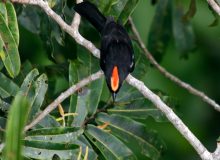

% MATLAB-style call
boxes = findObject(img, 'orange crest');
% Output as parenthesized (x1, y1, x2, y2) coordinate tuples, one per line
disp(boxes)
(111, 66, 119, 92)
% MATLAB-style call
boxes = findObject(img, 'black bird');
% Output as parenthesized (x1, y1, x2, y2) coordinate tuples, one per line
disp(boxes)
(74, 1, 135, 101)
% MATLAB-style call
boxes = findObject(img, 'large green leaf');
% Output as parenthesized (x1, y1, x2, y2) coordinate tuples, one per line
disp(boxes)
(0, 72, 19, 98)
(24, 127, 82, 159)
(25, 127, 83, 143)
(5, 2, 19, 45)
(85, 124, 136, 160)
(148, 0, 172, 61)
(4, 95, 30, 160)
(96, 113, 165, 160)
(0, 13, 20, 77)
(26, 127, 80, 136)
(23, 140, 79, 159)
(172, 1, 195, 57)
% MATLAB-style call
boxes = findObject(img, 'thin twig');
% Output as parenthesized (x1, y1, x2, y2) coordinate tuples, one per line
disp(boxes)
(25, 70, 103, 131)
(129, 17, 220, 112)
(207, 0, 220, 16)
(11, 0, 219, 159)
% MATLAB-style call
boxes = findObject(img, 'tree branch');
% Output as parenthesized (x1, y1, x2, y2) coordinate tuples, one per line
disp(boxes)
(24, 70, 103, 131)
(207, 0, 220, 16)
(12, 0, 219, 159)
(126, 74, 213, 160)
(129, 17, 220, 113)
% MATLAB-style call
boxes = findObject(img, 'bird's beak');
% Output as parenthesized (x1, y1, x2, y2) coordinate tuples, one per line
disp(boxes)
(112, 92, 117, 102)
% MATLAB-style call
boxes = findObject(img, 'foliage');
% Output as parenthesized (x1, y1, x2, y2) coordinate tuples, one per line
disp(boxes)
(0, 0, 219, 160)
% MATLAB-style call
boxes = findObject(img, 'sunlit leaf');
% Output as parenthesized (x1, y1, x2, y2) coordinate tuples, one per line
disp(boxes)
(0, 13, 20, 77)
(85, 124, 136, 160)
(5, 2, 19, 45)
(4, 95, 30, 160)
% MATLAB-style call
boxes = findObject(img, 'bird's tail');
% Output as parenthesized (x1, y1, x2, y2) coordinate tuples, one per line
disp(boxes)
(74, 1, 106, 33)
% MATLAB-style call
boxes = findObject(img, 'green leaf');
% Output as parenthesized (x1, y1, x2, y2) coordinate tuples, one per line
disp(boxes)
(27, 74, 48, 122)
(26, 127, 81, 136)
(0, 72, 19, 98)
(67, 61, 78, 126)
(109, 90, 174, 122)
(90, 0, 139, 24)
(0, 2, 7, 22)
(35, 115, 60, 128)
(72, 87, 90, 127)
(23, 146, 78, 159)
(96, 113, 165, 160)
(19, 70, 48, 122)
(19, 68, 39, 95)
(0, 13, 20, 77)
(172, 2, 196, 57)
(25, 127, 83, 143)
(24, 140, 79, 150)
(148, 0, 172, 61)
(23, 127, 82, 159)
(4, 95, 30, 160)
(85, 125, 136, 160)
(75, 135, 98, 160)
(111, 0, 139, 24)
(5, 2, 19, 45)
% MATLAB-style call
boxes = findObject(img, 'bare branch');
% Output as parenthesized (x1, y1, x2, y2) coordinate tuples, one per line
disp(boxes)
(207, 0, 220, 16)
(126, 75, 213, 160)
(129, 17, 220, 112)
(71, 0, 82, 29)
(12, 0, 219, 159)
(25, 70, 103, 131)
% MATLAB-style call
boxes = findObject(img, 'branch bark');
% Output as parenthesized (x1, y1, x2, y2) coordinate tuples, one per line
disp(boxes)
(207, 0, 220, 16)
(129, 17, 220, 113)
(11, 0, 219, 159)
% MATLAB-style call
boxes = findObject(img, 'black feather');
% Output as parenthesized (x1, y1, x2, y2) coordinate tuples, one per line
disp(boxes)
(74, 1, 106, 32)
